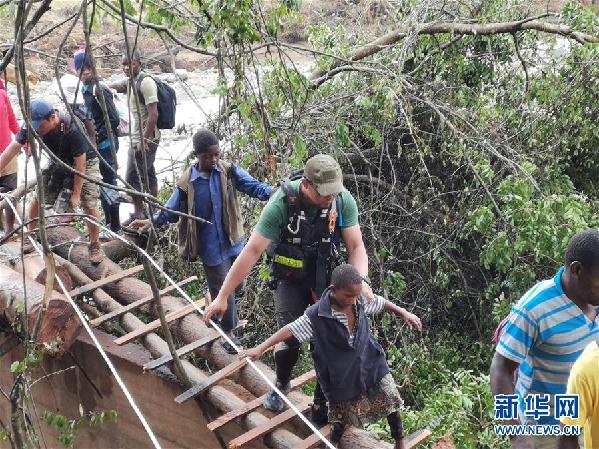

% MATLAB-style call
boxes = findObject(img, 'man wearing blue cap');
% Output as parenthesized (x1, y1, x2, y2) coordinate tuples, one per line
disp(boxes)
(0, 98, 105, 263)
(73, 50, 122, 238)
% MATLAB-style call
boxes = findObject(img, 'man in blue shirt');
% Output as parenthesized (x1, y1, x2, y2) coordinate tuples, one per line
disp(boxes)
(490, 229, 599, 449)
(130, 129, 272, 352)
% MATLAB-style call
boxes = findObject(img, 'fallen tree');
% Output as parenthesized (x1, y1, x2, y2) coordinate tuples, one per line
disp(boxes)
(0, 263, 81, 354)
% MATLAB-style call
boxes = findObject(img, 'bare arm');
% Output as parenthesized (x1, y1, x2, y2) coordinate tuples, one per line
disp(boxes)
(0, 141, 23, 172)
(490, 352, 534, 449)
(203, 229, 271, 323)
(144, 102, 158, 143)
(240, 327, 294, 361)
(70, 154, 86, 208)
(342, 224, 368, 275)
(341, 224, 373, 299)
(384, 300, 422, 331)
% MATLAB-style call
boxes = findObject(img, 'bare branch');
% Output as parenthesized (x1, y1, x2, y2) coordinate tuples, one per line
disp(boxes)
(310, 16, 599, 82)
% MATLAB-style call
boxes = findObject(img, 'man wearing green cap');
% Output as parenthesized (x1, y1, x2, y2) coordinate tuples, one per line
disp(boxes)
(204, 154, 371, 420)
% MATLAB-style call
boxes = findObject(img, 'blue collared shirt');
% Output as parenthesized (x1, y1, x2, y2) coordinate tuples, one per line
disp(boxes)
(154, 163, 272, 266)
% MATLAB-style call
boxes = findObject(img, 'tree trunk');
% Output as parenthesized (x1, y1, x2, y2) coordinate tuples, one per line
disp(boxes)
(1, 241, 73, 291)
(0, 264, 81, 354)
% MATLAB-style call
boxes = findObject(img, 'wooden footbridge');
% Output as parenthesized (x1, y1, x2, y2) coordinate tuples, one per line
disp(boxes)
(0, 225, 431, 449)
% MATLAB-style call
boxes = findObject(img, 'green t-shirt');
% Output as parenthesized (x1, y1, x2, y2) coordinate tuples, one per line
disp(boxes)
(255, 179, 359, 241)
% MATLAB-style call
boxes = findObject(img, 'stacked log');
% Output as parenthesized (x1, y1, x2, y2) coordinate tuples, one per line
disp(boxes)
(0, 263, 81, 354)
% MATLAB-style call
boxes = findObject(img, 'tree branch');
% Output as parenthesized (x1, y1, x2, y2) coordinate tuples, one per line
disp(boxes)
(310, 16, 599, 82)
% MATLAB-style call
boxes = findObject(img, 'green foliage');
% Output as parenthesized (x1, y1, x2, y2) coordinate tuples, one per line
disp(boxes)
(43, 408, 118, 448)
(10, 339, 59, 374)
(400, 369, 508, 449)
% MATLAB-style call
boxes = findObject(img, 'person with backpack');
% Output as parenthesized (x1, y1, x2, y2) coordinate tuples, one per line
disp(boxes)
(73, 50, 122, 237)
(0, 98, 105, 263)
(117, 48, 167, 225)
(128, 129, 273, 352)
(203, 154, 373, 422)
(241, 264, 422, 449)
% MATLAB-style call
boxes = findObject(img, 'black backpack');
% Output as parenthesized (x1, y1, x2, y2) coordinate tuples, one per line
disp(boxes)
(92, 83, 120, 135)
(135, 74, 177, 129)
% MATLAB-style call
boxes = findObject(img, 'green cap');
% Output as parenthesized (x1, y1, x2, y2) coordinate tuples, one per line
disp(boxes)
(304, 154, 344, 196)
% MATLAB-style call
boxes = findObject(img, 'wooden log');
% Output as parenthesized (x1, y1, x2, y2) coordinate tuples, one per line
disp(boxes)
(57, 255, 311, 449)
(289, 425, 331, 449)
(90, 276, 198, 327)
(208, 370, 316, 432)
(67, 264, 144, 297)
(229, 401, 311, 449)
(144, 331, 220, 370)
(0, 264, 81, 354)
(114, 298, 205, 345)
(175, 357, 249, 403)
(1, 241, 73, 291)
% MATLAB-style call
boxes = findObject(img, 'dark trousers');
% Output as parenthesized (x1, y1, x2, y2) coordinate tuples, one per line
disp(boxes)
(125, 140, 158, 193)
(273, 280, 326, 404)
(98, 144, 120, 232)
(203, 256, 238, 333)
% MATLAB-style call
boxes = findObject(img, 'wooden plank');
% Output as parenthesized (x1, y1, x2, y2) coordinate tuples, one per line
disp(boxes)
(89, 276, 198, 327)
(228, 401, 311, 449)
(290, 425, 430, 449)
(143, 332, 220, 370)
(207, 370, 317, 431)
(289, 425, 331, 449)
(67, 265, 144, 297)
(175, 356, 249, 403)
(145, 320, 247, 371)
(113, 298, 205, 345)
(405, 428, 432, 449)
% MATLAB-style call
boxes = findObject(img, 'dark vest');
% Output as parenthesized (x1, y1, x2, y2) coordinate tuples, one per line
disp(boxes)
(176, 160, 244, 261)
(306, 289, 390, 402)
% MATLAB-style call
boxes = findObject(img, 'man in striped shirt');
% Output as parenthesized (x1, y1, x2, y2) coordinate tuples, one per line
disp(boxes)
(490, 229, 599, 449)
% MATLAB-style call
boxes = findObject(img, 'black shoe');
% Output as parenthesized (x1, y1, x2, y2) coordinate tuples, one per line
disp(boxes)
(263, 380, 290, 412)
(221, 335, 241, 355)
(311, 402, 328, 427)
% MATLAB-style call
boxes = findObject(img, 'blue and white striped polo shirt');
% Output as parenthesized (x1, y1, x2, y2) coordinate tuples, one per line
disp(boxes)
(496, 267, 599, 424)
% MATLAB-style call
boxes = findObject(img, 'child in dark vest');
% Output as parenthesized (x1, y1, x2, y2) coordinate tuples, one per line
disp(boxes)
(241, 264, 422, 448)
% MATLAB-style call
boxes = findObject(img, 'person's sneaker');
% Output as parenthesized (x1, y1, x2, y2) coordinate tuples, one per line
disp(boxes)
(88, 242, 105, 264)
(221, 335, 241, 355)
(99, 229, 112, 241)
(263, 380, 290, 412)
(311, 401, 329, 427)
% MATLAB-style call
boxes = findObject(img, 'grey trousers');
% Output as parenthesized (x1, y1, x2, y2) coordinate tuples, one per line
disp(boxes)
(203, 256, 238, 333)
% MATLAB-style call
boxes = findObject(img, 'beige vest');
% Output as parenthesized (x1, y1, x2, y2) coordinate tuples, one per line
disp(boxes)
(176, 160, 244, 261)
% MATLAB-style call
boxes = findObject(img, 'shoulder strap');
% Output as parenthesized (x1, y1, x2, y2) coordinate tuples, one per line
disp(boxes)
(279, 178, 298, 206)
(135, 73, 147, 104)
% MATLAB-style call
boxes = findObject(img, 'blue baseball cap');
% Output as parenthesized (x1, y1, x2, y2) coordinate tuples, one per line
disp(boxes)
(73, 52, 91, 71)
(30, 98, 55, 130)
